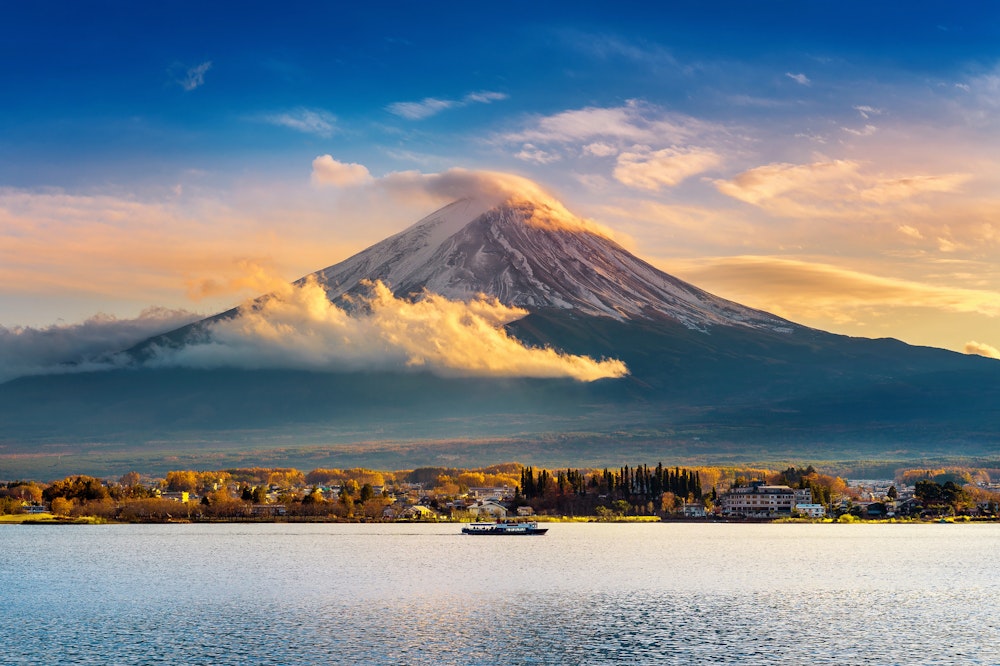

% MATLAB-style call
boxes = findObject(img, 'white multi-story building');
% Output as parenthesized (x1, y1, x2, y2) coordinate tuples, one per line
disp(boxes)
(793, 503, 826, 518)
(721, 482, 813, 517)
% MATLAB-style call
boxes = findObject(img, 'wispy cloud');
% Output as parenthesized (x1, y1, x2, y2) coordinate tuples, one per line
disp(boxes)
(671, 256, 1000, 322)
(785, 72, 810, 86)
(714, 160, 862, 210)
(503, 100, 715, 147)
(842, 124, 878, 136)
(854, 105, 883, 119)
(613, 146, 721, 190)
(562, 30, 683, 70)
(308, 159, 618, 238)
(0, 187, 371, 318)
(464, 91, 508, 104)
(387, 97, 456, 120)
(714, 160, 971, 217)
(514, 143, 561, 164)
(859, 173, 970, 204)
(176, 61, 212, 91)
(261, 108, 337, 137)
(387, 90, 508, 120)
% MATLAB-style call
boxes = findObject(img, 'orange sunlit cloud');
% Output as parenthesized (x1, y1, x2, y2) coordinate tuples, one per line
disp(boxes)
(713, 160, 972, 220)
(667, 255, 1000, 321)
(965, 341, 1000, 360)
(151, 277, 628, 381)
(0, 186, 405, 321)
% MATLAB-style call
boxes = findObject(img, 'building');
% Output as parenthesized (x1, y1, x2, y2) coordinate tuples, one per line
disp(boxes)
(469, 486, 515, 502)
(402, 505, 438, 520)
(793, 503, 826, 518)
(681, 503, 706, 518)
(466, 501, 508, 520)
(721, 482, 813, 517)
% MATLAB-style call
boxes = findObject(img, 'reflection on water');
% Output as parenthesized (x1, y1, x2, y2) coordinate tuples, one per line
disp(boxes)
(4, 523, 1000, 665)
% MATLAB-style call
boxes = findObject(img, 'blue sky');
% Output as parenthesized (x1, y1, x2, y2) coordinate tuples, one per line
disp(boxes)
(2, 1, 1000, 358)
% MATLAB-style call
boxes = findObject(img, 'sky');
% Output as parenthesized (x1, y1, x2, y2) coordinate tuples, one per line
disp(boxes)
(2, 1, 1000, 363)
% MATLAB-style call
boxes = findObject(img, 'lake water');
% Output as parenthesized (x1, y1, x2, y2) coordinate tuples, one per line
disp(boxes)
(3, 522, 999, 665)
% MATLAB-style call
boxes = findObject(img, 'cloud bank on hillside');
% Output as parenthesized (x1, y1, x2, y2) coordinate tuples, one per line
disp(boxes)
(147, 278, 628, 382)
(0, 308, 200, 383)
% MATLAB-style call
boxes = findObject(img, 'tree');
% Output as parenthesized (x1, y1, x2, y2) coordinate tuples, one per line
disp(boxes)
(915, 480, 943, 504)
(120, 471, 141, 487)
(43, 476, 110, 503)
(887, 485, 898, 500)
(301, 487, 324, 505)
(165, 471, 199, 493)
(3, 481, 43, 503)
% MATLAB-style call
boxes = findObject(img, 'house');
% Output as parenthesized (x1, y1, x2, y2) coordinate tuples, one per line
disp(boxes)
(251, 504, 286, 517)
(681, 503, 706, 518)
(467, 501, 507, 520)
(516, 506, 535, 517)
(893, 497, 923, 517)
(160, 491, 189, 503)
(402, 505, 438, 520)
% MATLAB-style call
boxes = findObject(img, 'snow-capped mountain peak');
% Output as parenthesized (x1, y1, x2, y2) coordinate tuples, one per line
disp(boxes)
(311, 196, 795, 333)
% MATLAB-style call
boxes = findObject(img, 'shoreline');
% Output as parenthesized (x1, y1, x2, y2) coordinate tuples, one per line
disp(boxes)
(3, 513, 991, 526)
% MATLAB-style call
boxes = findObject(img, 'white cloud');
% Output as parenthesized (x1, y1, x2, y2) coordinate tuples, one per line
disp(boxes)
(262, 108, 337, 137)
(150, 278, 627, 382)
(854, 105, 883, 119)
(463, 90, 508, 104)
(785, 72, 811, 86)
(842, 124, 878, 137)
(386, 97, 456, 120)
(387, 90, 507, 120)
(514, 143, 561, 164)
(0, 308, 200, 383)
(311, 155, 374, 187)
(583, 142, 618, 157)
(613, 146, 721, 190)
(502, 100, 715, 147)
(178, 61, 212, 91)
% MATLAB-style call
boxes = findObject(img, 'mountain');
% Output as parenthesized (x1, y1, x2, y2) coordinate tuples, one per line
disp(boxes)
(2, 193, 999, 477)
